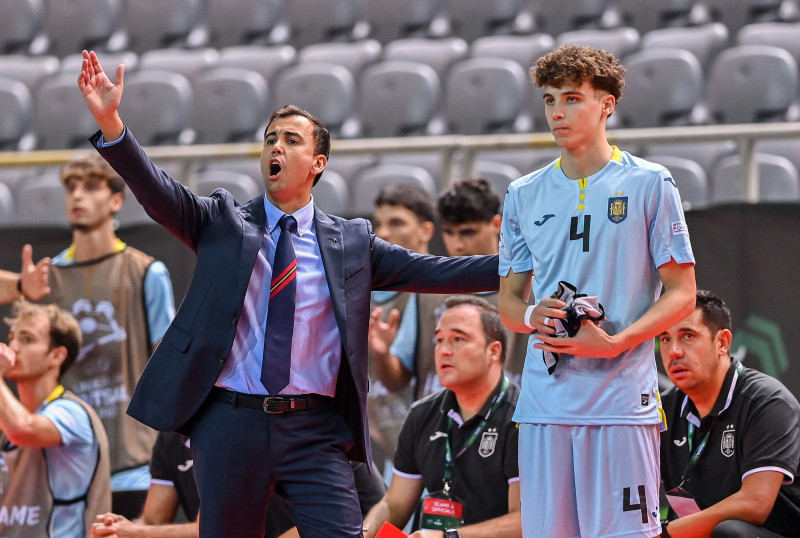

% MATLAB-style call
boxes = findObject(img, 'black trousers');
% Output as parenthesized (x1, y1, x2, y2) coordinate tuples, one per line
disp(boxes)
(190, 397, 363, 537)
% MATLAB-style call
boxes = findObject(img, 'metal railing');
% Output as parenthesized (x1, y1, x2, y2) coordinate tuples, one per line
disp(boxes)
(2, 121, 800, 203)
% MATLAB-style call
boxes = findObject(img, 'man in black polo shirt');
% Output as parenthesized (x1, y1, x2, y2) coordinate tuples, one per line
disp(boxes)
(659, 290, 800, 538)
(363, 295, 521, 538)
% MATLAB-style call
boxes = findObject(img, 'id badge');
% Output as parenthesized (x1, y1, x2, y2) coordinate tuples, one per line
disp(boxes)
(665, 485, 701, 518)
(419, 492, 465, 531)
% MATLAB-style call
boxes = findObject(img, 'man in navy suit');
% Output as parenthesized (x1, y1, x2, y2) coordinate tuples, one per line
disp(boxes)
(77, 51, 499, 537)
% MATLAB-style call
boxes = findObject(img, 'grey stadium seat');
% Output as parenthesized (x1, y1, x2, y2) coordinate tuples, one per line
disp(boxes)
(139, 48, 219, 82)
(609, 0, 695, 34)
(352, 164, 438, 216)
(615, 48, 704, 128)
(0, 0, 44, 54)
(363, 0, 446, 45)
(470, 34, 555, 72)
(710, 153, 800, 204)
(646, 155, 709, 210)
(471, 160, 523, 208)
(273, 63, 357, 138)
(556, 27, 640, 59)
(194, 169, 262, 202)
(117, 70, 193, 146)
(14, 170, 69, 227)
(42, 0, 121, 57)
(115, 186, 153, 229)
(383, 37, 469, 80)
(0, 54, 59, 93)
(121, 0, 205, 53)
(737, 22, 800, 64)
(298, 40, 381, 78)
(313, 170, 350, 216)
(32, 72, 99, 149)
(218, 45, 297, 88)
(0, 77, 33, 151)
(205, 0, 286, 48)
(757, 139, 800, 179)
(357, 60, 442, 138)
(530, 0, 608, 37)
(444, 58, 529, 134)
(191, 67, 270, 144)
(703, 0, 784, 37)
(706, 45, 799, 124)
(284, 0, 365, 49)
(640, 23, 729, 70)
(443, 0, 530, 43)
(0, 183, 14, 225)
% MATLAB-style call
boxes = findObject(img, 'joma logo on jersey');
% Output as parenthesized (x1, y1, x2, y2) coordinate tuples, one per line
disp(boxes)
(607, 197, 627, 223)
(721, 427, 735, 457)
(478, 429, 498, 458)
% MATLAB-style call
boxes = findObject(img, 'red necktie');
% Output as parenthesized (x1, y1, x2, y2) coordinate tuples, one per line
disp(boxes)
(261, 214, 297, 394)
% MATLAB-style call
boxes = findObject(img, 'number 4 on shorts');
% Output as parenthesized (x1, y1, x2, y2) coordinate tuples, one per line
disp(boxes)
(622, 485, 648, 524)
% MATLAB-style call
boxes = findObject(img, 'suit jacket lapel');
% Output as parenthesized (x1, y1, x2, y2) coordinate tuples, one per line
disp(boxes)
(314, 207, 347, 351)
(238, 196, 268, 291)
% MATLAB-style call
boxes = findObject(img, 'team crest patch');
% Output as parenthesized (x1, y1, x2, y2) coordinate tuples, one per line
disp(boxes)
(478, 428, 498, 458)
(672, 221, 689, 236)
(607, 196, 627, 223)
(721, 427, 735, 457)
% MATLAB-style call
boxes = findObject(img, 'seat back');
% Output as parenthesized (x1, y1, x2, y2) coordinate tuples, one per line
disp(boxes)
(42, 0, 121, 57)
(0, 77, 32, 150)
(647, 155, 709, 210)
(118, 70, 193, 145)
(711, 153, 800, 204)
(205, 0, 285, 48)
(33, 72, 98, 149)
(219, 45, 297, 88)
(358, 61, 441, 137)
(384, 37, 468, 80)
(191, 67, 269, 143)
(284, 0, 364, 48)
(298, 40, 381, 78)
(443, 0, 528, 42)
(122, 0, 204, 53)
(556, 27, 641, 59)
(352, 164, 437, 215)
(15, 170, 69, 227)
(706, 45, 798, 124)
(313, 169, 350, 216)
(0, 0, 44, 54)
(364, 0, 445, 44)
(641, 23, 729, 70)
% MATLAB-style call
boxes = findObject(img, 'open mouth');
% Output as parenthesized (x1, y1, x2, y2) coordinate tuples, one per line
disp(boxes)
(269, 160, 282, 178)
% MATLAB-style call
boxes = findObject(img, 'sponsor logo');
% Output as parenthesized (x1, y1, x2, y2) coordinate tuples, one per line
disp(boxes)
(672, 221, 689, 236)
(534, 214, 555, 226)
(641, 394, 649, 406)
(178, 459, 193, 472)
(478, 428, 498, 458)
(664, 177, 678, 188)
(608, 196, 627, 223)
(674, 436, 687, 447)
(429, 431, 447, 442)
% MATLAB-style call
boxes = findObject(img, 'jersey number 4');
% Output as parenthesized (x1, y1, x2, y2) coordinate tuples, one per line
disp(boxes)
(569, 215, 591, 252)
(622, 485, 648, 524)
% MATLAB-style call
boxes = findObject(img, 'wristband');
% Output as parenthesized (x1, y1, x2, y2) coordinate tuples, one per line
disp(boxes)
(524, 303, 537, 330)
(660, 521, 671, 538)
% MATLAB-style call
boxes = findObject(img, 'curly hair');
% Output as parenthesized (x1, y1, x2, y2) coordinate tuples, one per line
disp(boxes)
(531, 45, 626, 101)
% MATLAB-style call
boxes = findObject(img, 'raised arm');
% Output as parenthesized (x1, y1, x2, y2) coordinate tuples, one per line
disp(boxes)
(78, 50, 125, 141)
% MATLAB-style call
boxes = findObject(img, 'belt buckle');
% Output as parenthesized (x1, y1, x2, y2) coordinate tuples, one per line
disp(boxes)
(263, 396, 290, 414)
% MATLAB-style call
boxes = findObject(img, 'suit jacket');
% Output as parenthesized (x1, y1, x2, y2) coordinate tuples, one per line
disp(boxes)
(90, 130, 499, 463)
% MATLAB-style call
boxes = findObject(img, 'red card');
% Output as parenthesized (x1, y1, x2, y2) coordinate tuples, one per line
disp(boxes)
(375, 521, 407, 537)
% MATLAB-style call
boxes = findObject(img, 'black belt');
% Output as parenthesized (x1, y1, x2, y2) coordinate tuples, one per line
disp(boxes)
(211, 387, 332, 414)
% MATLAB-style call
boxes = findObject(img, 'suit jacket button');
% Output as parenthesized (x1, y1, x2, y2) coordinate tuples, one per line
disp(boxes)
(232, 316, 238, 325)
(218, 356, 225, 363)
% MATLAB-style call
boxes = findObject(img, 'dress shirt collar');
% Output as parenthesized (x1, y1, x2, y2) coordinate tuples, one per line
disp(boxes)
(263, 195, 315, 236)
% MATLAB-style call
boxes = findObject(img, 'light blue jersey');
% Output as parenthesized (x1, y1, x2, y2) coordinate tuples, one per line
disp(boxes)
(499, 147, 695, 426)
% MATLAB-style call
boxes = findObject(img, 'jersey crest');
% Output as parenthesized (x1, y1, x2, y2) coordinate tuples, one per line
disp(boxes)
(478, 429, 498, 458)
(608, 196, 628, 223)
(720, 427, 735, 457)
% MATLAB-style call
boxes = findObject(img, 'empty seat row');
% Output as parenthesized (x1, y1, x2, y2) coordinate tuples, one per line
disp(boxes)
(2, 0, 797, 59)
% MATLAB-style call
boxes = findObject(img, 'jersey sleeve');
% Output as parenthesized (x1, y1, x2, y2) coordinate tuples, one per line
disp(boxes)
(392, 408, 423, 479)
(739, 390, 800, 483)
(498, 187, 533, 277)
(39, 398, 93, 448)
(646, 168, 695, 269)
(503, 419, 520, 482)
(388, 294, 418, 373)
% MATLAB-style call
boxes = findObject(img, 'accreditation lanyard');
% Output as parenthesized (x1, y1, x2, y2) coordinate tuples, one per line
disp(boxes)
(441, 377, 509, 497)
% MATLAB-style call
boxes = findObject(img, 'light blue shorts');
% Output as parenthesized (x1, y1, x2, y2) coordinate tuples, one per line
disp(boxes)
(518, 423, 661, 538)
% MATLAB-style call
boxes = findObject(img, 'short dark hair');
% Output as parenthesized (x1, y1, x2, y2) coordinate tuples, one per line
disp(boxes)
(442, 295, 507, 362)
(265, 105, 331, 186)
(60, 153, 126, 197)
(437, 178, 499, 225)
(5, 301, 82, 378)
(695, 290, 732, 337)
(375, 184, 437, 224)
(532, 45, 626, 102)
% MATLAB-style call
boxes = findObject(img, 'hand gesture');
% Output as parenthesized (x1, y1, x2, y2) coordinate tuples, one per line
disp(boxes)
(368, 307, 400, 359)
(77, 50, 125, 137)
(0, 342, 16, 377)
(91, 513, 140, 537)
(19, 244, 50, 301)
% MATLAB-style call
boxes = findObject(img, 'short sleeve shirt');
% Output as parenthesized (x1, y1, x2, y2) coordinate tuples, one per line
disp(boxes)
(393, 379, 520, 525)
(660, 362, 800, 536)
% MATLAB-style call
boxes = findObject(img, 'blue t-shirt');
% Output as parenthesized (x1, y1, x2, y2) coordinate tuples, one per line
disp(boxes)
(499, 148, 695, 426)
